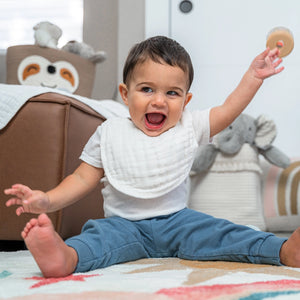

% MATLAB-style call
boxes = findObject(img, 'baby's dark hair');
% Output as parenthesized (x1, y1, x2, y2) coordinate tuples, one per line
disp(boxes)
(123, 36, 194, 90)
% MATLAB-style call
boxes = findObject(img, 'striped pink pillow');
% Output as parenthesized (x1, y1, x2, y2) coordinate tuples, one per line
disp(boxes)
(262, 158, 300, 232)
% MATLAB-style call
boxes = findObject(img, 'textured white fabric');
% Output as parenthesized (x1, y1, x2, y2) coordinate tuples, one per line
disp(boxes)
(206, 143, 262, 173)
(189, 144, 266, 230)
(101, 178, 188, 220)
(0, 83, 129, 130)
(101, 111, 197, 199)
(80, 109, 211, 220)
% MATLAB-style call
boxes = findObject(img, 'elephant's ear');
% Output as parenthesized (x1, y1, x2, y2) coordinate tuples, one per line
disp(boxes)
(254, 115, 277, 150)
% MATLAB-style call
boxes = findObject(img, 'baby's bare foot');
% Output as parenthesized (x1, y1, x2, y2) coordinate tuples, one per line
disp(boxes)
(280, 227, 300, 267)
(23, 213, 78, 278)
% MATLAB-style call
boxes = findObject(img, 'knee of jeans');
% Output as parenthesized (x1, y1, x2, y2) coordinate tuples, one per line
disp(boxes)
(81, 219, 102, 233)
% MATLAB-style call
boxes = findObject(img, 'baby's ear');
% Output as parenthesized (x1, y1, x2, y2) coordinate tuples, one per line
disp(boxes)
(119, 83, 129, 106)
(184, 92, 193, 107)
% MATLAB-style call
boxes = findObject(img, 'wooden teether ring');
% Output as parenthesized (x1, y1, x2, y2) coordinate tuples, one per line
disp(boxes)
(266, 27, 294, 57)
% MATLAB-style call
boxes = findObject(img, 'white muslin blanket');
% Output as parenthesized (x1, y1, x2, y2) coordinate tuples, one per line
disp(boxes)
(0, 83, 129, 130)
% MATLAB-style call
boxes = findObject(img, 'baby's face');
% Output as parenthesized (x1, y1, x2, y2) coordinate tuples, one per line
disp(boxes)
(119, 59, 192, 137)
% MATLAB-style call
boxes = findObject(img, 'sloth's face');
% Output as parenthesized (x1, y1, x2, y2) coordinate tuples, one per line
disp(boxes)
(17, 55, 79, 93)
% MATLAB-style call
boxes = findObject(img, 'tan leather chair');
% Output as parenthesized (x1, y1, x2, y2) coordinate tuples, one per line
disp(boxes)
(0, 92, 105, 240)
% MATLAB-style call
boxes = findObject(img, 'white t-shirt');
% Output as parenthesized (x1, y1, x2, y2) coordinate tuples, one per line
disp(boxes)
(80, 109, 211, 220)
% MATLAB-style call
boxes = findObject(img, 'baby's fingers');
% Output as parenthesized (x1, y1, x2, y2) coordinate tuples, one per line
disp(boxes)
(4, 184, 33, 200)
(5, 197, 29, 216)
(268, 47, 280, 58)
(258, 47, 271, 60)
(10, 184, 33, 197)
(16, 206, 26, 216)
(274, 65, 284, 74)
(5, 197, 27, 207)
(271, 56, 284, 74)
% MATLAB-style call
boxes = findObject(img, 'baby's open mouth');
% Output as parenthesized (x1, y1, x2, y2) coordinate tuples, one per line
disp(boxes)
(145, 113, 166, 129)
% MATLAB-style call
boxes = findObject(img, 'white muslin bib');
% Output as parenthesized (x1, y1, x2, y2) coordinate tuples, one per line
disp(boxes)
(100, 111, 198, 199)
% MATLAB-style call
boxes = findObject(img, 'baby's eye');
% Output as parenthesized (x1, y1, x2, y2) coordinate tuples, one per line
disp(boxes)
(142, 87, 153, 93)
(167, 90, 179, 96)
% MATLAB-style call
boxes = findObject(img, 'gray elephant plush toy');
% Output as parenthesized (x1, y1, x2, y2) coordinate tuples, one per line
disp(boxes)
(192, 114, 290, 173)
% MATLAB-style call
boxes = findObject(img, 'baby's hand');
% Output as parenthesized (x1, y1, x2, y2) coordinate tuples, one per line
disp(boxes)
(4, 184, 50, 216)
(250, 47, 284, 80)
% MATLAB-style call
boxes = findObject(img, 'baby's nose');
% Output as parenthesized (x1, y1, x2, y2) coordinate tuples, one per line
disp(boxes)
(151, 93, 166, 106)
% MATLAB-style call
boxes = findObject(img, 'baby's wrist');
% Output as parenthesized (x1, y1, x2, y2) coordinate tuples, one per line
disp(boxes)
(246, 69, 264, 86)
(44, 192, 52, 212)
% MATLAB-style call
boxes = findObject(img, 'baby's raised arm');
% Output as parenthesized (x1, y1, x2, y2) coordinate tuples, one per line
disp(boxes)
(209, 47, 284, 137)
(5, 162, 103, 216)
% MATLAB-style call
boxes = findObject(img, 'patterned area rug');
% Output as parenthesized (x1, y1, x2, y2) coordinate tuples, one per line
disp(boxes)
(1, 251, 300, 299)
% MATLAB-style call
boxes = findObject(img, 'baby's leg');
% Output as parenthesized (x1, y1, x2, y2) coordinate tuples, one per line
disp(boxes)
(280, 228, 300, 267)
(22, 213, 78, 278)
(165, 208, 286, 265)
(65, 217, 150, 272)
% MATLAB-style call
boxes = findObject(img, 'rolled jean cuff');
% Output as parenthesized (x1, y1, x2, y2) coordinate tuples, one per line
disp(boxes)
(65, 237, 95, 273)
(258, 235, 288, 266)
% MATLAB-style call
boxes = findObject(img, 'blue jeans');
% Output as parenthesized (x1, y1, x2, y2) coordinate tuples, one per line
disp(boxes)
(65, 208, 286, 272)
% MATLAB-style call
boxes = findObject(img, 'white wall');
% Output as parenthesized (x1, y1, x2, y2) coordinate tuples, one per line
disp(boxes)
(117, 0, 145, 101)
(83, 0, 119, 100)
(146, 0, 300, 157)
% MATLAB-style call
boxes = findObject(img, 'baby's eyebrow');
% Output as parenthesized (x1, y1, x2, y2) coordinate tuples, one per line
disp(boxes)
(137, 81, 153, 86)
(169, 86, 184, 93)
